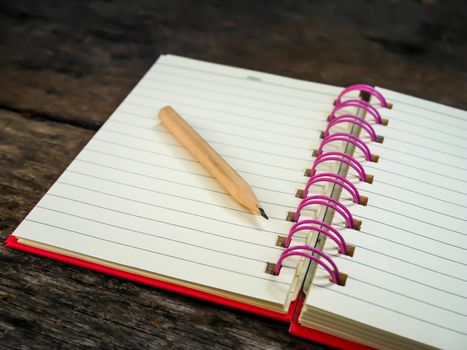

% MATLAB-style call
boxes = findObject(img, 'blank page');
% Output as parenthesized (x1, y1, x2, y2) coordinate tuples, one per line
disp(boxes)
(12, 55, 343, 307)
(304, 88, 467, 349)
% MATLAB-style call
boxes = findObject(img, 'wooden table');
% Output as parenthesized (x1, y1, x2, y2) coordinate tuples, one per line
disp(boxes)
(1, 1, 465, 348)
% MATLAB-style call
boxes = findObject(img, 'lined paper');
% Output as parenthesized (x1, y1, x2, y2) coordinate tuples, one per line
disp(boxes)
(12, 55, 342, 307)
(305, 89, 467, 349)
(12, 54, 465, 347)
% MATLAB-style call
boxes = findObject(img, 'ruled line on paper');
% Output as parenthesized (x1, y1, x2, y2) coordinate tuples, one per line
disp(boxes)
(113, 109, 316, 141)
(69, 161, 467, 238)
(361, 205, 466, 236)
(359, 189, 467, 222)
(338, 243, 467, 284)
(132, 89, 317, 124)
(65, 169, 299, 212)
(44, 182, 466, 280)
(132, 87, 467, 141)
(370, 142, 467, 168)
(145, 69, 331, 104)
(139, 78, 328, 112)
(90, 138, 307, 185)
(105, 114, 466, 179)
(83, 138, 467, 224)
(385, 96, 467, 124)
(156, 61, 338, 97)
(374, 137, 467, 161)
(45, 192, 286, 239)
(140, 77, 467, 140)
(55, 180, 289, 221)
(99, 128, 313, 162)
(385, 115, 467, 140)
(155, 61, 467, 125)
(364, 164, 467, 195)
(310, 282, 467, 335)
(374, 180, 467, 209)
(380, 126, 467, 150)
(23, 219, 292, 284)
(337, 217, 466, 252)
(108, 118, 318, 152)
(124, 100, 322, 132)
(77, 153, 295, 196)
(155, 61, 467, 127)
(33, 206, 283, 259)
(110, 110, 467, 170)
(107, 115, 467, 172)
(62, 166, 467, 272)
(73, 156, 467, 233)
(111, 109, 467, 169)
(324, 264, 467, 314)
(85, 142, 466, 222)
(82, 141, 467, 224)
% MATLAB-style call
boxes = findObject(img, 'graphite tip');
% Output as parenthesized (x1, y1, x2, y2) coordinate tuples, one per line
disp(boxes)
(258, 207, 269, 220)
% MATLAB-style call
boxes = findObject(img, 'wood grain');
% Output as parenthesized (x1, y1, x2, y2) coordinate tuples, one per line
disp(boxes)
(0, 0, 466, 349)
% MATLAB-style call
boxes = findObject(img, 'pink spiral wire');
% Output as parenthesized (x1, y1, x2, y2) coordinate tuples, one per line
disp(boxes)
(274, 245, 340, 283)
(286, 219, 347, 254)
(330, 99, 383, 125)
(335, 84, 389, 108)
(294, 195, 356, 229)
(273, 85, 387, 284)
(325, 114, 378, 141)
(310, 151, 367, 182)
(317, 133, 373, 162)
(303, 172, 362, 204)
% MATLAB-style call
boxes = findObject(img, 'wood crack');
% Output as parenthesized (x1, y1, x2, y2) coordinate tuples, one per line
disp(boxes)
(0, 102, 101, 131)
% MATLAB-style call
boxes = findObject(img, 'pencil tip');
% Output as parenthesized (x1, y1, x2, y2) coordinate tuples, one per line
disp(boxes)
(258, 207, 269, 220)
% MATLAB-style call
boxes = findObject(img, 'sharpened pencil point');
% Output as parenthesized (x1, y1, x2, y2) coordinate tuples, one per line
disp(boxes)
(259, 207, 269, 220)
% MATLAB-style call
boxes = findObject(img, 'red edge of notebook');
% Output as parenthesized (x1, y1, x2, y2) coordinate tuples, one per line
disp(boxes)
(6, 234, 371, 349)
(289, 297, 374, 350)
(5, 235, 293, 322)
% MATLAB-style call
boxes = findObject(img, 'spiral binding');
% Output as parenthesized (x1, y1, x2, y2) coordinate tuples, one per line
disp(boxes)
(270, 84, 390, 286)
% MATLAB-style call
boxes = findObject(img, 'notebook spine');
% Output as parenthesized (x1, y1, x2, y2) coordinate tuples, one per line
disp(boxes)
(269, 84, 390, 286)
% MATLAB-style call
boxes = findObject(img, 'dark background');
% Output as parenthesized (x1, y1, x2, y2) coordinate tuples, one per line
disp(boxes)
(0, 1, 466, 349)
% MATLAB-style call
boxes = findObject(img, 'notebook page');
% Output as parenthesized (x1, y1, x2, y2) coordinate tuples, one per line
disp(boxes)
(12, 55, 343, 307)
(304, 89, 467, 349)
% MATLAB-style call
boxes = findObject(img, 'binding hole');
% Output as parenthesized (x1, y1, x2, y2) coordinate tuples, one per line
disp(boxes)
(353, 219, 362, 230)
(276, 236, 286, 248)
(286, 211, 296, 222)
(265, 262, 276, 275)
(304, 169, 311, 177)
(345, 244, 356, 257)
(365, 174, 374, 184)
(381, 118, 389, 126)
(337, 272, 348, 286)
(360, 196, 369, 206)
(359, 91, 371, 102)
(295, 189, 304, 199)
(371, 154, 380, 163)
(376, 135, 385, 143)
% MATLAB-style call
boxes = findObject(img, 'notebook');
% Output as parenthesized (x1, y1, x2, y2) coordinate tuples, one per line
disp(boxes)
(6, 54, 467, 350)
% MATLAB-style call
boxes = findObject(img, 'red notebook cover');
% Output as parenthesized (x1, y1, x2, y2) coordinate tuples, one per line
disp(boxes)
(289, 297, 373, 350)
(6, 234, 369, 349)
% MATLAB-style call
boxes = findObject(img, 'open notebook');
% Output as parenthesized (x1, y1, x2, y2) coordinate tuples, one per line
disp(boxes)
(6, 55, 467, 350)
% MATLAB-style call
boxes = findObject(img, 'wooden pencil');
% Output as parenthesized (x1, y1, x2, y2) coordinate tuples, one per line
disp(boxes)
(158, 106, 268, 219)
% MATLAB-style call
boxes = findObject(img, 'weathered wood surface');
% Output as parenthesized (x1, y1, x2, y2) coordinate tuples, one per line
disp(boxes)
(0, 0, 465, 349)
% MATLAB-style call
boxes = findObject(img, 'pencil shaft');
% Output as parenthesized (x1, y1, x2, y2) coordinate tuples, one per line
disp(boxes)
(158, 106, 261, 215)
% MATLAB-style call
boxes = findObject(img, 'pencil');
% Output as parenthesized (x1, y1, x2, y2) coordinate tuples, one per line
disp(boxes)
(158, 106, 268, 220)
